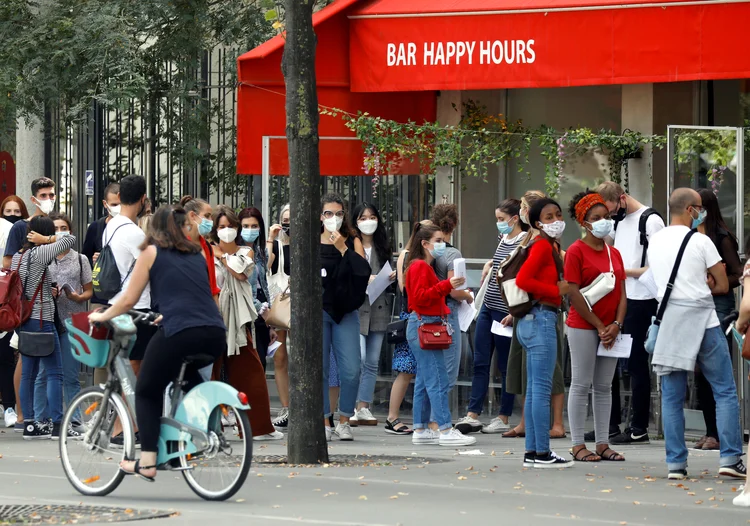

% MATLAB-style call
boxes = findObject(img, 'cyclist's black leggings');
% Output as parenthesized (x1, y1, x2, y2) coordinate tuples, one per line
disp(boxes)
(135, 326, 226, 453)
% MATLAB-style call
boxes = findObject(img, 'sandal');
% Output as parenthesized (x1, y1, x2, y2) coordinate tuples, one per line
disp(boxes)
(571, 447, 601, 462)
(385, 418, 413, 435)
(502, 428, 525, 438)
(120, 459, 157, 482)
(597, 447, 625, 462)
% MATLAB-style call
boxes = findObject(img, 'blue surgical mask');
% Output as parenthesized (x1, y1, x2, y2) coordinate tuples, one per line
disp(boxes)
(241, 228, 260, 243)
(497, 220, 514, 235)
(587, 218, 614, 239)
(56, 231, 70, 238)
(691, 208, 707, 229)
(198, 218, 213, 237)
(430, 242, 447, 258)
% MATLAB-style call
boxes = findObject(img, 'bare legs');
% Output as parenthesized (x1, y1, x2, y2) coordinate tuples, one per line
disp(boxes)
(14, 358, 22, 421)
(273, 331, 289, 408)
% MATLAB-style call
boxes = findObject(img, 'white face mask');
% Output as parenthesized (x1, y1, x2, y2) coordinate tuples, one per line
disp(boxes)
(539, 220, 566, 239)
(217, 227, 237, 243)
(56, 231, 70, 238)
(107, 205, 121, 218)
(34, 198, 54, 215)
(323, 216, 343, 233)
(358, 219, 378, 235)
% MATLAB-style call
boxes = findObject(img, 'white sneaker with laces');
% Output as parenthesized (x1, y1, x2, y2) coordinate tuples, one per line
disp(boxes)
(454, 415, 483, 434)
(481, 416, 510, 434)
(325, 426, 332, 442)
(4, 407, 18, 428)
(411, 428, 440, 445)
(353, 407, 377, 426)
(334, 422, 354, 441)
(253, 430, 285, 441)
(439, 428, 477, 447)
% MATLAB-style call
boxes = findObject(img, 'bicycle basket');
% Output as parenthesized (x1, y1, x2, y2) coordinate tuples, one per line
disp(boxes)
(65, 311, 112, 368)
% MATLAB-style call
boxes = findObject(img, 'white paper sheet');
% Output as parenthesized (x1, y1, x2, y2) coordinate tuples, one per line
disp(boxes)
(639, 268, 659, 298)
(366, 261, 393, 305)
(457, 294, 477, 332)
(597, 334, 633, 358)
(453, 258, 467, 290)
(473, 271, 492, 320)
(266, 340, 282, 358)
(491, 320, 513, 338)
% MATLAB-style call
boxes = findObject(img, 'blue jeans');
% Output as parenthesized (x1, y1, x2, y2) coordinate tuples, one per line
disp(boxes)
(322, 310, 361, 418)
(468, 305, 514, 417)
(358, 331, 385, 404)
(407, 312, 452, 430)
(19, 320, 63, 423)
(660, 325, 742, 471)
(429, 301, 461, 423)
(516, 307, 558, 454)
(34, 327, 82, 422)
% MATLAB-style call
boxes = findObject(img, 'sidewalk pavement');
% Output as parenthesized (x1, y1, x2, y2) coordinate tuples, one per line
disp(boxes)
(0, 423, 748, 526)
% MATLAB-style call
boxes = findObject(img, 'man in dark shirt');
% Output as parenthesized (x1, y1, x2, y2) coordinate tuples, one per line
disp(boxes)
(3, 177, 56, 268)
(82, 183, 120, 305)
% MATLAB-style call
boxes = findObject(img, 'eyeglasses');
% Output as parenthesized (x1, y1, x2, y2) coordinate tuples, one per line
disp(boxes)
(322, 211, 345, 219)
(690, 204, 704, 211)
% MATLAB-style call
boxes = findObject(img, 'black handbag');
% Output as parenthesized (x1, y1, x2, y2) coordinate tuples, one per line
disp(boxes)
(386, 292, 407, 344)
(18, 331, 55, 357)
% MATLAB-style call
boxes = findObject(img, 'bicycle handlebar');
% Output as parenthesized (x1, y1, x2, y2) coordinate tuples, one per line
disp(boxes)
(126, 310, 160, 325)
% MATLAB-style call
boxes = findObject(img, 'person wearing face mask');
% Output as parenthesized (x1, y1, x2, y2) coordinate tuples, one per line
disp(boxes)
(239, 207, 276, 371)
(564, 191, 627, 463)
(267, 204, 291, 429)
(349, 203, 395, 427)
(0, 196, 29, 254)
(3, 178, 57, 269)
(210, 206, 282, 442)
(647, 188, 743, 481)
(319, 193, 369, 441)
(82, 183, 121, 273)
(595, 181, 665, 446)
(405, 220, 475, 447)
(514, 198, 573, 469)
(456, 199, 527, 436)
(180, 195, 220, 306)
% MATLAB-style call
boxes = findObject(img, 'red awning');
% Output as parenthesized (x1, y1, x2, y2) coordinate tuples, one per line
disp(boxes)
(348, 0, 750, 91)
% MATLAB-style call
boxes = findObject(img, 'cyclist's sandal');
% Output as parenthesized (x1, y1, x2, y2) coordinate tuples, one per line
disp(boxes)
(121, 459, 157, 482)
(597, 448, 625, 461)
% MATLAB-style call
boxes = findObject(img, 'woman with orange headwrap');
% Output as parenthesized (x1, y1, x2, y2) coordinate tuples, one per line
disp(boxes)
(564, 190, 627, 462)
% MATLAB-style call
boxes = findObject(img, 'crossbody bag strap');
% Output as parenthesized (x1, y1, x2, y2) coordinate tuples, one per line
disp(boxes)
(605, 244, 613, 273)
(654, 230, 696, 326)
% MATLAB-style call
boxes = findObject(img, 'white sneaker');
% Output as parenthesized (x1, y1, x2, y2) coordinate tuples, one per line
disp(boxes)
(221, 411, 237, 427)
(253, 430, 284, 441)
(352, 407, 377, 426)
(454, 415, 483, 434)
(439, 428, 477, 447)
(334, 422, 354, 441)
(411, 428, 440, 445)
(325, 426, 332, 442)
(734, 492, 750, 507)
(481, 417, 510, 434)
(4, 407, 18, 428)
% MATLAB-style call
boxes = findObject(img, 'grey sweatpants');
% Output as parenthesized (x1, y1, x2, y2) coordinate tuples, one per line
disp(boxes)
(567, 328, 619, 446)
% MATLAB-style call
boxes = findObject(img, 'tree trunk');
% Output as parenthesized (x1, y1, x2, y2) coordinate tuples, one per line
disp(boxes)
(281, 0, 328, 465)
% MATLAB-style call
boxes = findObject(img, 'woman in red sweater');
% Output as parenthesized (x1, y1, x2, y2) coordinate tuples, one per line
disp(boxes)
(565, 191, 626, 462)
(404, 221, 475, 447)
(515, 198, 573, 469)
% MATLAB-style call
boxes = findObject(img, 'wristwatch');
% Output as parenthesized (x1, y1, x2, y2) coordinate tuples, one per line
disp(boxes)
(612, 321, 623, 330)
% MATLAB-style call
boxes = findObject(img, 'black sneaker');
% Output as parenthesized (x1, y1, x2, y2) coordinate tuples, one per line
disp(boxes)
(610, 427, 649, 445)
(719, 460, 747, 479)
(533, 451, 574, 469)
(52, 423, 82, 441)
(110, 432, 140, 449)
(272, 407, 289, 429)
(522, 451, 536, 468)
(668, 469, 688, 480)
(23, 421, 51, 440)
(584, 426, 620, 442)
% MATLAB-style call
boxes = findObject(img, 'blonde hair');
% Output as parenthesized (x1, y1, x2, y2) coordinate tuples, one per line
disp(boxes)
(278, 203, 290, 243)
(595, 181, 625, 202)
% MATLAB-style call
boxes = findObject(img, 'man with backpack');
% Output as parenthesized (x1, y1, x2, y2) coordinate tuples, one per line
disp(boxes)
(82, 182, 120, 306)
(595, 182, 665, 445)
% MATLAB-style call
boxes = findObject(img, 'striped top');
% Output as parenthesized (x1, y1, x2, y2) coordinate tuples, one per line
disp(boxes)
(483, 231, 528, 313)
(12, 235, 77, 322)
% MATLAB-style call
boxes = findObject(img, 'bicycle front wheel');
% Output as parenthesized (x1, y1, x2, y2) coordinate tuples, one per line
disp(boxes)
(180, 405, 252, 501)
(59, 386, 136, 497)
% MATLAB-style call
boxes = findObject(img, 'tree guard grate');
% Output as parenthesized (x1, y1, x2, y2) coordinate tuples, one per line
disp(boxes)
(0, 504, 176, 524)
(252, 454, 445, 466)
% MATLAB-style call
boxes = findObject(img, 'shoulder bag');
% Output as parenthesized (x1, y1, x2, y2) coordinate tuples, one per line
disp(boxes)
(267, 239, 289, 304)
(579, 244, 616, 311)
(644, 230, 695, 354)
(417, 314, 453, 350)
(386, 293, 406, 344)
(266, 285, 290, 330)
(496, 237, 537, 318)
(19, 253, 54, 357)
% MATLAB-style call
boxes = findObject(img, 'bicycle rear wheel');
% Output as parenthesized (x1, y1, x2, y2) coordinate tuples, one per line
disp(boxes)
(59, 386, 136, 497)
(180, 405, 252, 501)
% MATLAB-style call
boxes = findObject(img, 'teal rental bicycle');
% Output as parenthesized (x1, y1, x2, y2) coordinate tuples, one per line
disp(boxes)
(58, 310, 252, 501)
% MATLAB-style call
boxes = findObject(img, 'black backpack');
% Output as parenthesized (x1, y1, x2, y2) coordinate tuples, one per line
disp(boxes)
(637, 208, 662, 267)
(91, 224, 135, 300)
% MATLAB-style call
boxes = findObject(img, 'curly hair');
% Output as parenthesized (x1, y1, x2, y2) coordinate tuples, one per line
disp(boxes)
(431, 203, 459, 234)
(568, 190, 595, 220)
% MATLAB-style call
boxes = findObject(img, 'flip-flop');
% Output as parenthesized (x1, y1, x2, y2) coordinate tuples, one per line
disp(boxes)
(502, 429, 525, 438)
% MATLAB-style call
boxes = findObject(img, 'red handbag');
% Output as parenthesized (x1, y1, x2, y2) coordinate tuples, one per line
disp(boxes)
(417, 315, 453, 350)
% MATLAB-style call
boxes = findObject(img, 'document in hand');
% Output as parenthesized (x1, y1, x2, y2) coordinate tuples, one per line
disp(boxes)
(596, 334, 633, 358)
(457, 293, 477, 332)
(366, 261, 393, 305)
(452, 258, 467, 290)
(490, 320, 513, 338)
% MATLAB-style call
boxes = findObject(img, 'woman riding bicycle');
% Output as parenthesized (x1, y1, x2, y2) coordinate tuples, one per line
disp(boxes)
(89, 205, 226, 481)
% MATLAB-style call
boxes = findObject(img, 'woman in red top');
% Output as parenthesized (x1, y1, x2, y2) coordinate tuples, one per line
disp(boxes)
(565, 191, 627, 462)
(404, 221, 475, 448)
(515, 198, 573, 469)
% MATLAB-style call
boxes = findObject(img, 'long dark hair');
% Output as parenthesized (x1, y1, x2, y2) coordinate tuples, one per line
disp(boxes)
(239, 207, 267, 265)
(321, 193, 355, 237)
(353, 202, 390, 265)
(210, 205, 240, 244)
(497, 198, 527, 232)
(698, 188, 738, 249)
(404, 220, 440, 271)
(21, 216, 55, 252)
(141, 205, 200, 254)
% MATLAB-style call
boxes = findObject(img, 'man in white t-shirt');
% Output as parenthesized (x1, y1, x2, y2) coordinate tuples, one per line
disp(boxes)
(596, 182, 664, 445)
(646, 188, 742, 480)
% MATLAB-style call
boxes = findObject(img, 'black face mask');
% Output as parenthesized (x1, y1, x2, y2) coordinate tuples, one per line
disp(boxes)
(4, 215, 22, 224)
(282, 223, 290, 236)
(612, 205, 627, 224)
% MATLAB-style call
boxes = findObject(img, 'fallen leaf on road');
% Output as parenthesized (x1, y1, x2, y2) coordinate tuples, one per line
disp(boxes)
(358, 476, 365, 480)
(490, 451, 496, 456)
(709, 497, 716, 501)
(272, 505, 281, 509)
(688, 492, 696, 496)
(633, 501, 640, 505)
(398, 492, 409, 496)
(390, 496, 398, 500)
(514, 486, 523, 490)
(358, 496, 368, 501)
(586, 478, 595, 482)
(458, 476, 468, 480)
(601, 489, 612, 493)
(235, 499, 245, 503)
(257, 473, 264, 477)
(705, 488, 714, 491)
(465, 466, 474, 471)
(695, 500, 703, 505)
(517, 507, 525, 510)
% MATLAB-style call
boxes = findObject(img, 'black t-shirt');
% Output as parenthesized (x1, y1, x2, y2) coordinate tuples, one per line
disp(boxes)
(321, 237, 371, 323)
(271, 241, 290, 276)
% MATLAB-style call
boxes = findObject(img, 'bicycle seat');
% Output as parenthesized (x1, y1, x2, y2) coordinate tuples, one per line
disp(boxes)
(183, 353, 216, 368)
